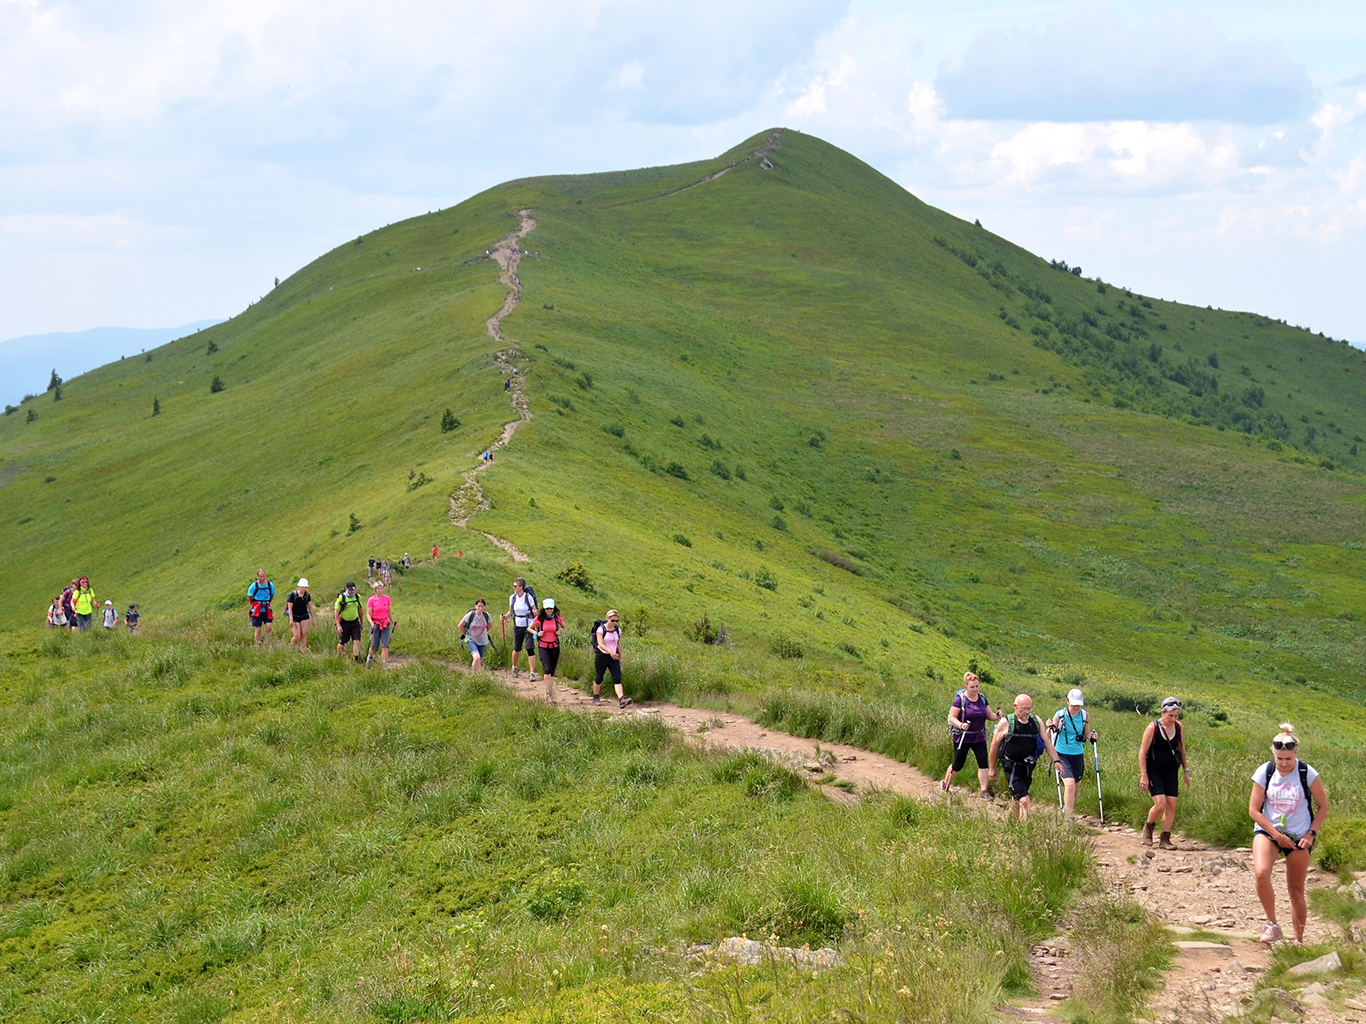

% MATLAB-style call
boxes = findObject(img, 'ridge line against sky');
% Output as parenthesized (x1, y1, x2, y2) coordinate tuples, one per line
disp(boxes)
(0, 0, 1362, 344)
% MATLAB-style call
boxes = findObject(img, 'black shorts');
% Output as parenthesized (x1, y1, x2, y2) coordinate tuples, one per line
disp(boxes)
(338, 618, 362, 643)
(1003, 758, 1037, 799)
(594, 652, 621, 686)
(1058, 753, 1086, 781)
(951, 740, 989, 772)
(1147, 766, 1180, 797)
(1254, 831, 1314, 859)
(514, 624, 534, 652)
(538, 645, 560, 676)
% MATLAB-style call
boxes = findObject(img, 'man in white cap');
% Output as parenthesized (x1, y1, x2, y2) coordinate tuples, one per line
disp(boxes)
(1050, 688, 1097, 816)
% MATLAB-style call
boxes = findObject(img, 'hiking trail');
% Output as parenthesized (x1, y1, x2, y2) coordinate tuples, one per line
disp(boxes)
(448, 210, 536, 562)
(656, 128, 784, 199)
(384, 649, 1360, 1024)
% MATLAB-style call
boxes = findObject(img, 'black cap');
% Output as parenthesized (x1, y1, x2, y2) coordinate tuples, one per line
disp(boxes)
(346, 581, 356, 589)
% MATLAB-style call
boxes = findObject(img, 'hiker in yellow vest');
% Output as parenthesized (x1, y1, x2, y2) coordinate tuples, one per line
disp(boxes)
(72, 576, 96, 632)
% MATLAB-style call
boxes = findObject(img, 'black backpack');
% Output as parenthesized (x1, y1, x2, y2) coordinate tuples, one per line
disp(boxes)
(590, 619, 609, 653)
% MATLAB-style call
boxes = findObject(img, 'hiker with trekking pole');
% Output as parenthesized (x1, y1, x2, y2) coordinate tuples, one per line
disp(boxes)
(501, 577, 539, 680)
(1139, 697, 1189, 849)
(1049, 688, 1097, 817)
(988, 694, 1061, 823)
(941, 671, 1001, 798)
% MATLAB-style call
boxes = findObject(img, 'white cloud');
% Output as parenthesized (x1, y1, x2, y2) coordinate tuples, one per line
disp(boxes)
(936, 1, 1314, 125)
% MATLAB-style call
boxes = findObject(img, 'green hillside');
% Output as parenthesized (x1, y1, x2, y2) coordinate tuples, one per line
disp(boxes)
(2, 126, 1365, 1021)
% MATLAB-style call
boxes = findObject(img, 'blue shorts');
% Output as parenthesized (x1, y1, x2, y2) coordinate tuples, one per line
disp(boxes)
(467, 640, 487, 657)
(1058, 752, 1086, 780)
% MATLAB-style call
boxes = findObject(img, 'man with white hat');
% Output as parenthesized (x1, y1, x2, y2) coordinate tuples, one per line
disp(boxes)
(1050, 687, 1097, 816)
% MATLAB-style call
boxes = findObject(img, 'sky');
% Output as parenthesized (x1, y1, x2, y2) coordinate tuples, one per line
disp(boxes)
(1, 0, 1363, 346)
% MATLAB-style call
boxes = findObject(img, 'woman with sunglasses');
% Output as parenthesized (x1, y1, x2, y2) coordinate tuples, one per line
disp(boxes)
(1138, 696, 1189, 849)
(593, 610, 631, 709)
(1250, 723, 1328, 946)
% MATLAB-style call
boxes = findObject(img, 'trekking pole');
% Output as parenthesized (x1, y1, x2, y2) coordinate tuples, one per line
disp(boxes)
(1055, 762, 1064, 808)
(1092, 737, 1105, 824)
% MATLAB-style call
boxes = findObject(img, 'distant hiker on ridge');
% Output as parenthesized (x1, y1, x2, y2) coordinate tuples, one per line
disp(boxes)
(247, 569, 276, 643)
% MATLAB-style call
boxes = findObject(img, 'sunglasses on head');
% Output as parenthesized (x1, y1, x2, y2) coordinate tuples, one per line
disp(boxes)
(1273, 739, 1298, 751)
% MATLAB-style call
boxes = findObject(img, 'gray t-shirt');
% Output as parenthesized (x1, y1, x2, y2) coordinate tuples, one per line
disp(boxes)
(461, 610, 492, 645)
(1253, 761, 1319, 838)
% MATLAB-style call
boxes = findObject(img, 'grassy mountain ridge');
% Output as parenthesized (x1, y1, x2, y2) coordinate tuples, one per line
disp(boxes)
(2, 127, 1365, 708)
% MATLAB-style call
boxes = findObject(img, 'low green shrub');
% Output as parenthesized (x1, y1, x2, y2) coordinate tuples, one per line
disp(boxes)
(1317, 817, 1366, 872)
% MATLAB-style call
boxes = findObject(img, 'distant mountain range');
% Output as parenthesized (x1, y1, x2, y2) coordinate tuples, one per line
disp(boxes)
(0, 321, 223, 407)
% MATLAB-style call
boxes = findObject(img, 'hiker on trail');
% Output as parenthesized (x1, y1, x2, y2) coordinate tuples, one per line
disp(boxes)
(432, 545, 439, 562)
(403, 553, 411, 571)
(1050, 688, 1098, 816)
(459, 599, 494, 671)
(1139, 697, 1189, 849)
(334, 581, 366, 661)
(72, 577, 96, 632)
(366, 582, 392, 668)
(1250, 723, 1328, 946)
(504, 379, 510, 392)
(47, 596, 68, 629)
(988, 694, 1059, 822)
(942, 671, 1002, 798)
(125, 604, 139, 634)
(592, 610, 631, 709)
(61, 581, 77, 631)
(532, 599, 565, 703)
(247, 570, 276, 642)
(101, 600, 119, 629)
(368, 558, 376, 580)
(501, 578, 539, 679)
(286, 579, 314, 651)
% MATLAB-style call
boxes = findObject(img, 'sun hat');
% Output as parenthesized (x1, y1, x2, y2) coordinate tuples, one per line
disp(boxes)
(297, 578, 309, 588)
(1067, 688, 1085, 706)
(104, 600, 113, 606)
(1161, 696, 1183, 711)
(543, 598, 555, 609)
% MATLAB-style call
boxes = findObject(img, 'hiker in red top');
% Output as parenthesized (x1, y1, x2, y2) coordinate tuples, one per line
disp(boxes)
(532, 599, 565, 703)
(432, 545, 439, 562)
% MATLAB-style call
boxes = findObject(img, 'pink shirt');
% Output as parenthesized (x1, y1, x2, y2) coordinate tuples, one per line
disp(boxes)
(597, 624, 620, 655)
(367, 594, 391, 627)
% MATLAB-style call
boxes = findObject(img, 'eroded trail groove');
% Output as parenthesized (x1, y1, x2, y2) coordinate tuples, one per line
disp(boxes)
(448, 210, 536, 561)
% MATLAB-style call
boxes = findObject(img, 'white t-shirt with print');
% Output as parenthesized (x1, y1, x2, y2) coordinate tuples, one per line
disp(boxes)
(1253, 761, 1319, 838)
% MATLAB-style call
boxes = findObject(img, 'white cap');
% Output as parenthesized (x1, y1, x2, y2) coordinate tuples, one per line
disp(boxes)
(543, 598, 555, 609)
(1067, 688, 1085, 706)
(104, 599, 114, 606)
(297, 578, 309, 587)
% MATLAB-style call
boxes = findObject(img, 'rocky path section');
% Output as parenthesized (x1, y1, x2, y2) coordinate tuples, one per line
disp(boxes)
(657, 129, 784, 198)
(447, 210, 536, 561)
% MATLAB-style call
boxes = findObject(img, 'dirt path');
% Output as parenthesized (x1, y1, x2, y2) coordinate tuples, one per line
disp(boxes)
(386, 652, 1358, 1022)
(447, 210, 536, 561)
(656, 129, 784, 199)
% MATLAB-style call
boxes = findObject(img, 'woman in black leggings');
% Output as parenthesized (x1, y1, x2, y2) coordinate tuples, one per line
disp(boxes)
(942, 672, 1001, 797)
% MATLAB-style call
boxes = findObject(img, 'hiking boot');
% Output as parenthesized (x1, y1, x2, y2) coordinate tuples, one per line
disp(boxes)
(529, 672, 539, 681)
(1143, 822, 1155, 846)
(1259, 921, 1283, 945)
(592, 695, 602, 706)
(512, 665, 521, 677)
(365, 652, 374, 668)
(1158, 832, 1176, 851)
(619, 696, 632, 709)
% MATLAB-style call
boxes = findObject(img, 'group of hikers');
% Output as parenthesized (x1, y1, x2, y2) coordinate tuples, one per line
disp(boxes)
(943, 673, 1328, 946)
(46, 576, 138, 633)
(246, 570, 394, 667)
(456, 577, 631, 709)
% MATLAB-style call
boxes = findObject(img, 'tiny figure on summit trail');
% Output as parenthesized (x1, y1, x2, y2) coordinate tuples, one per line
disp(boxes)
(592, 610, 631, 710)
(1050, 688, 1097, 816)
(1139, 697, 1189, 850)
(533, 599, 565, 704)
(501, 578, 539, 679)
(988, 694, 1059, 822)
(286, 579, 314, 652)
(247, 569, 276, 643)
(334, 581, 366, 661)
(942, 671, 1001, 798)
(1250, 722, 1329, 946)
(459, 599, 493, 671)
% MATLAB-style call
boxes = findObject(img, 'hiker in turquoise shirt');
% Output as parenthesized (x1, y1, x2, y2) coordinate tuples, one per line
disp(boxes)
(1050, 688, 1097, 816)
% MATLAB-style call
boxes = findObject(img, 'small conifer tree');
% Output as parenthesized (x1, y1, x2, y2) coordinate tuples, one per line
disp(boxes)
(210, 376, 225, 393)
(47, 369, 62, 391)
(440, 408, 460, 433)
(152, 397, 161, 417)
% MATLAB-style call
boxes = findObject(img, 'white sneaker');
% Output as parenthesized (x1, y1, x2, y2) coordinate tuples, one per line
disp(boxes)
(529, 672, 539, 681)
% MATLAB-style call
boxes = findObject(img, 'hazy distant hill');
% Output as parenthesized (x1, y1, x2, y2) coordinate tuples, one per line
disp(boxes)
(0, 321, 223, 407)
